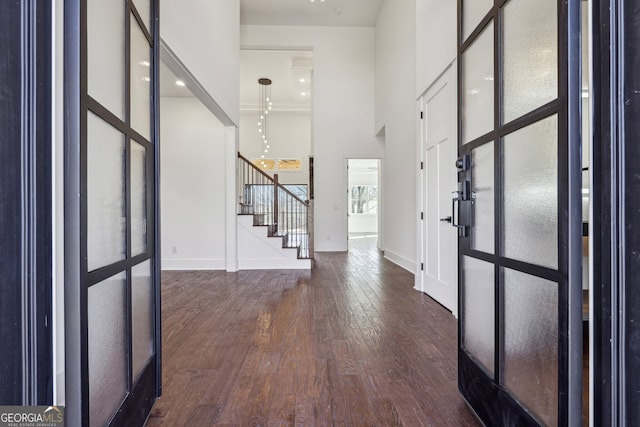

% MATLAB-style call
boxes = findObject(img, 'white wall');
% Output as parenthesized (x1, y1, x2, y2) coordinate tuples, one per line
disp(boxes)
(241, 25, 383, 252)
(375, 0, 418, 272)
(416, 0, 457, 96)
(161, 97, 227, 269)
(239, 111, 311, 185)
(161, 0, 240, 125)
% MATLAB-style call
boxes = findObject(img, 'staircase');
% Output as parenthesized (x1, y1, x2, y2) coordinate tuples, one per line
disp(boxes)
(237, 153, 313, 269)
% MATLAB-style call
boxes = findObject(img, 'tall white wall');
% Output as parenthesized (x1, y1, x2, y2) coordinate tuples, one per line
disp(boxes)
(239, 111, 311, 185)
(416, 0, 457, 96)
(241, 25, 383, 252)
(160, 97, 227, 269)
(375, 0, 418, 272)
(161, 0, 240, 125)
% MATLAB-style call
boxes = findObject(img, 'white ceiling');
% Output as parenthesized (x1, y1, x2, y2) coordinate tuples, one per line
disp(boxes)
(240, 50, 313, 112)
(240, 0, 384, 27)
(165, 1, 385, 106)
(162, 50, 315, 112)
(349, 159, 379, 173)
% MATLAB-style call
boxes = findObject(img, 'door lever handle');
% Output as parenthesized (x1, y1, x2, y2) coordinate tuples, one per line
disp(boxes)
(440, 216, 452, 223)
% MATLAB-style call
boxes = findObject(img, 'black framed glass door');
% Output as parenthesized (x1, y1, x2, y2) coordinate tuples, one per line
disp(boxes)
(592, 0, 640, 424)
(65, 0, 160, 425)
(0, 0, 53, 405)
(456, 0, 583, 425)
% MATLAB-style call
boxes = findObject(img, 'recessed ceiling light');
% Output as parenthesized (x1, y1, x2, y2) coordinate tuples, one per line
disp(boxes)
(175, 80, 185, 87)
(299, 78, 306, 83)
(301, 92, 307, 96)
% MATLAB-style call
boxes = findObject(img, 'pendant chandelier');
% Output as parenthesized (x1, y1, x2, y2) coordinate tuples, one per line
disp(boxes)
(258, 78, 273, 165)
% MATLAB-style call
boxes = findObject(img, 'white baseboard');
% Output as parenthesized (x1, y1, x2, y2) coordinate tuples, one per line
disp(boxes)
(161, 258, 226, 271)
(383, 249, 416, 274)
(238, 258, 311, 270)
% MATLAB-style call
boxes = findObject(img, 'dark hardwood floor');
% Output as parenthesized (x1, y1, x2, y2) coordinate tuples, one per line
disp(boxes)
(146, 237, 480, 426)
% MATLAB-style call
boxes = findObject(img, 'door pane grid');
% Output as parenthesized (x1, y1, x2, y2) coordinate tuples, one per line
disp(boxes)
(458, 0, 573, 425)
(81, 0, 157, 425)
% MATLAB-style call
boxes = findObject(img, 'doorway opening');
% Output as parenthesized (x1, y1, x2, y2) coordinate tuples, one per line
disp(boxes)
(347, 159, 380, 247)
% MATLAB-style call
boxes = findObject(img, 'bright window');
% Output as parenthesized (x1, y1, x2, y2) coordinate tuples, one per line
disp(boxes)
(349, 185, 378, 215)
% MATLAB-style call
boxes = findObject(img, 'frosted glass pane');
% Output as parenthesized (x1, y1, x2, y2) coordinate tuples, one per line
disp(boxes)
(131, 16, 151, 141)
(503, 268, 558, 427)
(88, 273, 127, 427)
(462, 22, 494, 144)
(131, 141, 147, 255)
(132, 261, 154, 381)
(462, 0, 493, 41)
(87, 112, 126, 271)
(503, 0, 558, 123)
(503, 115, 558, 269)
(471, 142, 494, 253)
(132, 0, 151, 33)
(87, 0, 125, 119)
(462, 256, 495, 375)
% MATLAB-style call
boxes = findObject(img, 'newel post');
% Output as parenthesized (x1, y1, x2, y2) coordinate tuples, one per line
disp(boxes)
(273, 173, 279, 232)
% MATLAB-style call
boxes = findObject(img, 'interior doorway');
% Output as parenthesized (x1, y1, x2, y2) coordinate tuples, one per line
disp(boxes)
(347, 159, 380, 245)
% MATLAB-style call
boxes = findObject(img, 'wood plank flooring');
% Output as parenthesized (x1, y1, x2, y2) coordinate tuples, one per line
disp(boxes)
(146, 237, 480, 426)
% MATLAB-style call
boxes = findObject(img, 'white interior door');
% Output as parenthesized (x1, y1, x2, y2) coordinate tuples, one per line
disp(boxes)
(422, 64, 458, 316)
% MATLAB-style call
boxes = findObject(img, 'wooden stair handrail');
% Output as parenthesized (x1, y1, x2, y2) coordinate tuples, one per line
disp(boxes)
(238, 152, 310, 207)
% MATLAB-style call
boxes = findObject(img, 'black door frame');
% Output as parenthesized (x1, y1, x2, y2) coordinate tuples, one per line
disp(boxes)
(64, 0, 161, 425)
(456, 0, 583, 425)
(0, 0, 53, 406)
(592, 0, 640, 424)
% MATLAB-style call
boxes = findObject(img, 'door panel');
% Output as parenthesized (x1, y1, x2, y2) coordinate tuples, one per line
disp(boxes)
(470, 142, 494, 253)
(65, 0, 160, 424)
(87, 112, 127, 271)
(461, 256, 495, 375)
(422, 65, 458, 316)
(502, 115, 558, 269)
(457, 0, 582, 425)
(502, 268, 558, 427)
(87, 273, 128, 426)
(461, 21, 494, 145)
(132, 260, 154, 380)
